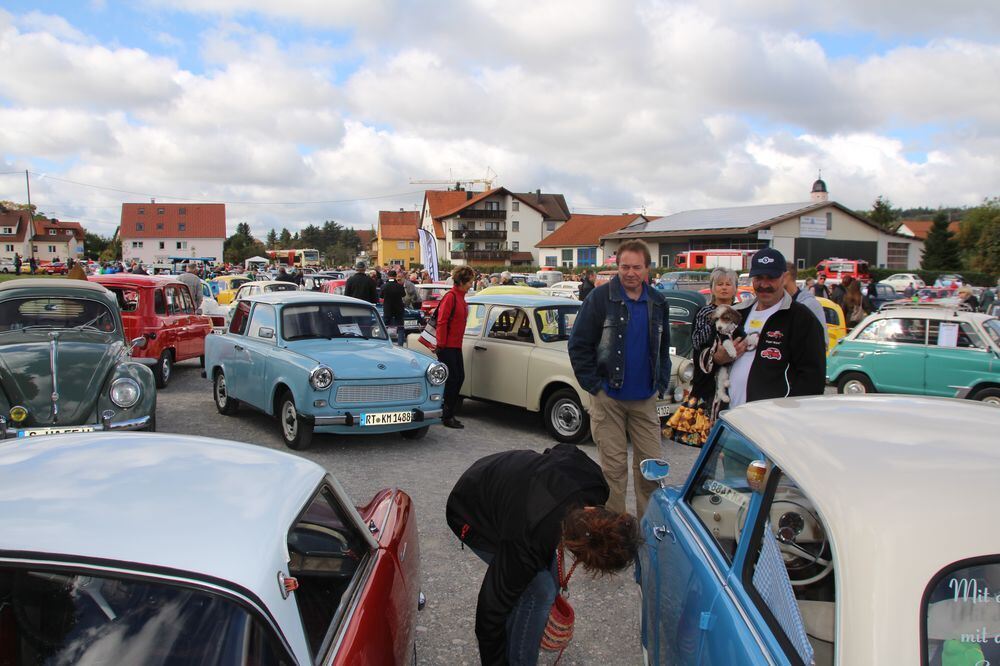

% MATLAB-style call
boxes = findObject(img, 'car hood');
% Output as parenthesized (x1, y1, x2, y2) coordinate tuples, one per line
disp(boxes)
(286, 339, 429, 379)
(0, 333, 122, 426)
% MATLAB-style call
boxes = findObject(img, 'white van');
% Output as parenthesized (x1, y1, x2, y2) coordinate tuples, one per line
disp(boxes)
(534, 270, 565, 287)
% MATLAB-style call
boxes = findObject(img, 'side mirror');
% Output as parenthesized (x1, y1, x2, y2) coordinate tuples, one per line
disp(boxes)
(640, 459, 670, 488)
(259, 327, 275, 340)
(131, 336, 147, 349)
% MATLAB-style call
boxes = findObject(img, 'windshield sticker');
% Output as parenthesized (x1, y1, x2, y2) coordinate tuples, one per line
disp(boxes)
(338, 323, 362, 336)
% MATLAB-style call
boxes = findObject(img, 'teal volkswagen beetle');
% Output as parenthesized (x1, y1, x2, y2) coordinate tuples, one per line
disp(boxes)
(827, 306, 1000, 405)
(0, 278, 156, 437)
(204, 292, 447, 449)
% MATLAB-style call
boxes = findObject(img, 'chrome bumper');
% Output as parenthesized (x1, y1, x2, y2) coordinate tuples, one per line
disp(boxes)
(0, 415, 151, 439)
(314, 408, 444, 426)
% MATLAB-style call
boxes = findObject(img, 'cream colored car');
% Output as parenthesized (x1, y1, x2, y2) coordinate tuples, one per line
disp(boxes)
(408, 294, 682, 443)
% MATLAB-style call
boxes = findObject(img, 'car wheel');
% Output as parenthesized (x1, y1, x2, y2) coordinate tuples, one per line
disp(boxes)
(401, 425, 429, 440)
(214, 371, 239, 415)
(279, 391, 313, 450)
(543, 388, 590, 443)
(154, 350, 173, 389)
(837, 372, 874, 395)
(144, 413, 156, 432)
(972, 387, 1000, 407)
(199, 355, 205, 368)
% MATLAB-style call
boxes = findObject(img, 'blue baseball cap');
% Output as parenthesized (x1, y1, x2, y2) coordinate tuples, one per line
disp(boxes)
(748, 248, 787, 278)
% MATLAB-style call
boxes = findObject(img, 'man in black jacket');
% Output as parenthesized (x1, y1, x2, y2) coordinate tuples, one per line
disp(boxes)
(578, 270, 595, 301)
(447, 444, 639, 666)
(716, 248, 826, 406)
(381, 269, 407, 345)
(344, 261, 377, 303)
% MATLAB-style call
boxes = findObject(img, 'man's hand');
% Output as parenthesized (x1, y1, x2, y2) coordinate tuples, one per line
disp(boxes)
(713, 337, 748, 365)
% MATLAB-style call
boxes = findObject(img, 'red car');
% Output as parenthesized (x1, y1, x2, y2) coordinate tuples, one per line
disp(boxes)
(414, 283, 452, 316)
(39, 261, 68, 275)
(91, 274, 213, 388)
(320, 278, 348, 295)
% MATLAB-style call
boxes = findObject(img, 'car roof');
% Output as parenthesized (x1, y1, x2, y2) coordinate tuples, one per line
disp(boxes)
(867, 306, 989, 321)
(242, 280, 296, 288)
(0, 433, 324, 594)
(467, 294, 580, 307)
(722, 396, 1000, 658)
(91, 274, 181, 287)
(0, 278, 109, 293)
(250, 291, 373, 306)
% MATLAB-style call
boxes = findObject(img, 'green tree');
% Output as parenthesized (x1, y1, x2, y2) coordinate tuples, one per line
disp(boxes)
(83, 232, 112, 260)
(265, 229, 278, 249)
(957, 197, 1000, 275)
(868, 195, 899, 232)
(99, 236, 121, 263)
(921, 211, 963, 270)
(278, 228, 292, 248)
(224, 224, 266, 264)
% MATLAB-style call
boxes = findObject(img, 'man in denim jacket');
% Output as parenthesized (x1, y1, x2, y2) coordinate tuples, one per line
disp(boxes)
(569, 241, 671, 516)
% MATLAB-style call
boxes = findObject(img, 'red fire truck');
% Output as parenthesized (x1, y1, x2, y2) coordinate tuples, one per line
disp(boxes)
(674, 249, 756, 271)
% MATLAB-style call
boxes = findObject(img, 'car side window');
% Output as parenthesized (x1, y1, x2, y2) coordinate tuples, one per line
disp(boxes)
(178, 286, 195, 314)
(928, 320, 985, 349)
(164, 286, 180, 315)
(857, 318, 925, 344)
(154, 288, 166, 315)
(229, 301, 251, 335)
(684, 426, 759, 563)
(486, 307, 533, 343)
(247, 304, 277, 343)
(465, 304, 486, 336)
(743, 469, 835, 666)
(287, 486, 369, 660)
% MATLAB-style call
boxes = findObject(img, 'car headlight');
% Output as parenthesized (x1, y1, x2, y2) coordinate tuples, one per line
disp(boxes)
(309, 366, 334, 390)
(673, 386, 686, 403)
(679, 360, 694, 384)
(426, 362, 449, 386)
(110, 378, 141, 408)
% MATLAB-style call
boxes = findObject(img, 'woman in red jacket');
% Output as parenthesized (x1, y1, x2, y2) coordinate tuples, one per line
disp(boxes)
(437, 266, 476, 428)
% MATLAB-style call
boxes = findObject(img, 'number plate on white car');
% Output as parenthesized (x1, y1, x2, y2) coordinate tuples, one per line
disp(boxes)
(656, 404, 672, 417)
(405, 319, 417, 328)
(359, 411, 413, 426)
(18, 425, 96, 438)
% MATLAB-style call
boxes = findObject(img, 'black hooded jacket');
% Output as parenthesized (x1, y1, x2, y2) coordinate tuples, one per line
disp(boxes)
(446, 444, 609, 665)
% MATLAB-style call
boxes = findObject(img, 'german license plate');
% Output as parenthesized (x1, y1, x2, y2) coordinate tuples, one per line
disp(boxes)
(17, 425, 96, 438)
(405, 320, 417, 328)
(656, 404, 672, 417)
(359, 411, 413, 426)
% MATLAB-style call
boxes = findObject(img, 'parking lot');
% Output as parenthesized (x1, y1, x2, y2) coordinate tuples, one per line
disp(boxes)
(159, 358, 703, 664)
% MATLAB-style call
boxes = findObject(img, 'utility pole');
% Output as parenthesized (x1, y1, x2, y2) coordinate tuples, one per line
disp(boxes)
(24, 170, 32, 217)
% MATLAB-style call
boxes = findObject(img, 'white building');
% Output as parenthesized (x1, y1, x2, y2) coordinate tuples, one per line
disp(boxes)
(536, 213, 650, 268)
(420, 187, 570, 267)
(30, 218, 85, 262)
(120, 202, 226, 266)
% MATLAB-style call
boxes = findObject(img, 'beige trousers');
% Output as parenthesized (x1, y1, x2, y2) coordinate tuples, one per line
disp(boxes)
(589, 390, 663, 517)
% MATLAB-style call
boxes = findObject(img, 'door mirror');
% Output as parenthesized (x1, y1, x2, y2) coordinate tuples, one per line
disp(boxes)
(258, 327, 275, 339)
(640, 459, 670, 487)
(130, 336, 147, 349)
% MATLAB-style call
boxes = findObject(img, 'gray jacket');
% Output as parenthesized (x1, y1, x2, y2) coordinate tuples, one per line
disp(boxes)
(177, 272, 203, 309)
(794, 288, 828, 348)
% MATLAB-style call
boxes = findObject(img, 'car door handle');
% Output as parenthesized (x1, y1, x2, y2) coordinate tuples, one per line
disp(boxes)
(234, 344, 245, 352)
(652, 525, 675, 543)
(474, 345, 487, 351)
(872, 349, 882, 355)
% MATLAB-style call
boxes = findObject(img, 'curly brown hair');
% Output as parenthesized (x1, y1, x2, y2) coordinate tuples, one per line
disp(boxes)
(451, 266, 476, 285)
(561, 507, 641, 574)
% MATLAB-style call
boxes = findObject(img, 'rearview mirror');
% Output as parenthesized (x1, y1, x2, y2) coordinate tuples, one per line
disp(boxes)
(130, 336, 147, 349)
(640, 459, 670, 488)
(259, 327, 275, 339)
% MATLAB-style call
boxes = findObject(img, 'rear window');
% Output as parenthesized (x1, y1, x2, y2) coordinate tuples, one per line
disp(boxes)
(0, 297, 116, 333)
(923, 558, 1000, 665)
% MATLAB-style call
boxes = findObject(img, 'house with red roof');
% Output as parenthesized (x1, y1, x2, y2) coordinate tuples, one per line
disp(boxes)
(536, 214, 652, 268)
(897, 218, 961, 240)
(0, 206, 35, 265)
(377, 210, 420, 267)
(419, 187, 570, 267)
(30, 218, 86, 263)
(119, 202, 226, 266)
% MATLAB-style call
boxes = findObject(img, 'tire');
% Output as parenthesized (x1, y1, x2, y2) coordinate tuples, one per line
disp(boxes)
(154, 350, 173, 389)
(144, 413, 157, 432)
(543, 388, 590, 444)
(278, 391, 313, 450)
(199, 355, 205, 368)
(401, 425, 430, 440)
(972, 387, 1000, 407)
(837, 372, 875, 395)
(214, 371, 239, 415)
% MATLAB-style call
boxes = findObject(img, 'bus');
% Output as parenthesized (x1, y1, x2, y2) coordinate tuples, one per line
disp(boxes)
(266, 248, 321, 268)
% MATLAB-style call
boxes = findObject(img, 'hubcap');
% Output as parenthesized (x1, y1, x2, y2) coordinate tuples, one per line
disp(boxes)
(552, 398, 583, 436)
(843, 379, 867, 394)
(982, 396, 1000, 407)
(162, 356, 171, 382)
(216, 375, 227, 406)
(282, 401, 298, 440)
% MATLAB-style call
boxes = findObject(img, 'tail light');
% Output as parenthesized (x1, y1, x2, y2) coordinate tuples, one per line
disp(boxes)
(211, 316, 225, 327)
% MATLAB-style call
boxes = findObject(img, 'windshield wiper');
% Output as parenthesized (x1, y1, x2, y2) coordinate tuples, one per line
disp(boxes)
(72, 315, 105, 331)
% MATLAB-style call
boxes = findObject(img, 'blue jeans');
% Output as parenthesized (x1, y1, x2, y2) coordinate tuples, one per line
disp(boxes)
(472, 547, 558, 666)
(385, 315, 406, 346)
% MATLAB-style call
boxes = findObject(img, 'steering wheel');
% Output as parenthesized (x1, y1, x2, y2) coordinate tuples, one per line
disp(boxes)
(734, 495, 834, 587)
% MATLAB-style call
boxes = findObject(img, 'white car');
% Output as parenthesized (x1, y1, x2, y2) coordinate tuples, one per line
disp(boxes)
(198, 278, 229, 328)
(638, 395, 1000, 665)
(880, 272, 925, 291)
(224, 280, 300, 325)
(541, 281, 583, 300)
(408, 294, 680, 443)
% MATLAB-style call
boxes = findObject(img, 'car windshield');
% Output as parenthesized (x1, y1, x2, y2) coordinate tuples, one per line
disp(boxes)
(983, 319, 1000, 348)
(534, 305, 579, 342)
(0, 566, 291, 665)
(0, 297, 116, 333)
(282, 303, 387, 340)
(264, 283, 298, 293)
(227, 278, 250, 290)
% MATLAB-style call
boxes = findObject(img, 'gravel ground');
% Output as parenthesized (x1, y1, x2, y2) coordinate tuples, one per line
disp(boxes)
(158, 359, 704, 665)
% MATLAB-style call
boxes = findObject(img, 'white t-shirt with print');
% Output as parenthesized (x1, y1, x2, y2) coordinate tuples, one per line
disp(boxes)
(728, 300, 782, 408)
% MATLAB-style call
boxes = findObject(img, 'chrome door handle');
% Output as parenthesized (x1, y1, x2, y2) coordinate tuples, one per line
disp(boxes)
(474, 345, 487, 351)
(234, 344, 245, 352)
(653, 525, 674, 542)
(872, 349, 882, 355)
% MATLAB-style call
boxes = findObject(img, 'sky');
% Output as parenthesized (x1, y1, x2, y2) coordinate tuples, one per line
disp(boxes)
(0, 0, 998, 239)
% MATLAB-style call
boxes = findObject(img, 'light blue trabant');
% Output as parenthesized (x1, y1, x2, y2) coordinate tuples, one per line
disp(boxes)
(204, 292, 448, 449)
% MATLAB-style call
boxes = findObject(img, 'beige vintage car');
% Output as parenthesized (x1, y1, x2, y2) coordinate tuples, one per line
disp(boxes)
(408, 294, 686, 443)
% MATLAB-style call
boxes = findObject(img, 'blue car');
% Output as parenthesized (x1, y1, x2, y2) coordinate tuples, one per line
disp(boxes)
(204, 292, 448, 449)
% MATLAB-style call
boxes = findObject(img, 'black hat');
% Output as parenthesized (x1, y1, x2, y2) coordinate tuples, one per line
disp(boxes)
(748, 248, 787, 278)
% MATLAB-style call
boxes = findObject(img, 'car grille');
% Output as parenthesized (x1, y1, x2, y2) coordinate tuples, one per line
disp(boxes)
(335, 383, 422, 404)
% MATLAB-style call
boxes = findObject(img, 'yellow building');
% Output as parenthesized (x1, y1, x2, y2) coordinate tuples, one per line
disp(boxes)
(376, 210, 420, 268)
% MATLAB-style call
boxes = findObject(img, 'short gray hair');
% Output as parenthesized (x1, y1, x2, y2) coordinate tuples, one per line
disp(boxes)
(709, 267, 738, 290)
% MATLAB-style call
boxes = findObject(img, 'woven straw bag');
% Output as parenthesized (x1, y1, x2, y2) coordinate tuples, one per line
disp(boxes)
(540, 547, 579, 662)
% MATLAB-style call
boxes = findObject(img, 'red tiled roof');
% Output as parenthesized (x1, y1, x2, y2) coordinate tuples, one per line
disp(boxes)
(378, 210, 419, 227)
(120, 203, 226, 239)
(511, 252, 534, 262)
(0, 208, 32, 242)
(536, 214, 643, 248)
(355, 229, 374, 246)
(899, 218, 960, 240)
(31, 219, 85, 242)
(380, 224, 419, 241)
(434, 187, 550, 220)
